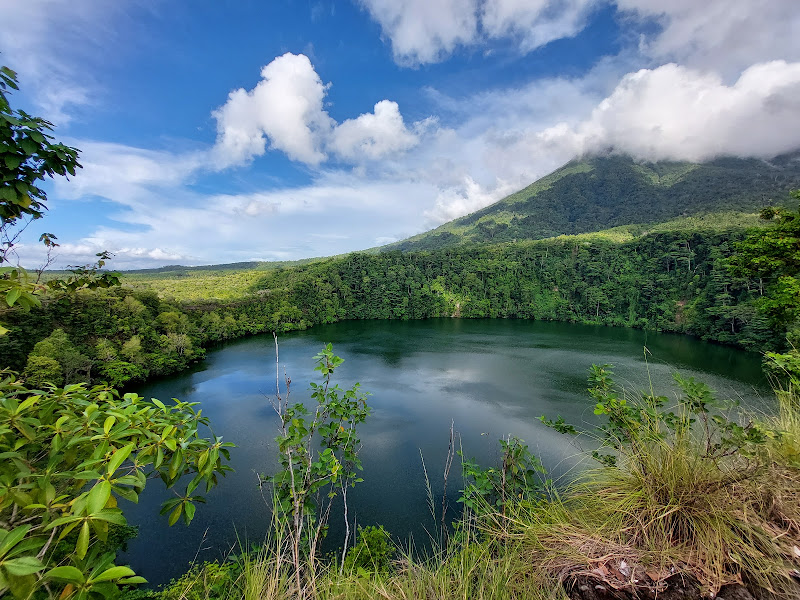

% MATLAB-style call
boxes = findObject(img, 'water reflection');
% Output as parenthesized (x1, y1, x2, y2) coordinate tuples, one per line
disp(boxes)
(120, 319, 767, 585)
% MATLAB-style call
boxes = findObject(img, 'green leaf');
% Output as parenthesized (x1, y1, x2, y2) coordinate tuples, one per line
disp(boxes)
(186, 474, 202, 496)
(3, 557, 45, 576)
(0, 525, 30, 556)
(46, 565, 85, 584)
(183, 501, 196, 524)
(90, 566, 136, 583)
(90, 509, 126, 525)
(87, 480, 111, 514)
(112, 486, 138, 504)
(5, 287, 21, 307)
(118, 576, 147, 585)
(168, 505, 182, 526)
(76, 521, 90, 560)
(106, 443, 134, 475)
(3, 155, 23, 170)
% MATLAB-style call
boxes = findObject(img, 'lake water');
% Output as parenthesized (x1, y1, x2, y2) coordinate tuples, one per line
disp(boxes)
(119, 319, 769, 585)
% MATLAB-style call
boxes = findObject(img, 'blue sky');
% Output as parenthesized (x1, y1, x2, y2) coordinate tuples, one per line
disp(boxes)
(2, 0, 799, 269)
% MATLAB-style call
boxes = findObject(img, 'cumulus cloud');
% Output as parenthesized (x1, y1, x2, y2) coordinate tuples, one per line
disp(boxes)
(358, 0, 479, 65)
(329, 100, 419, 160)
(212, 53, 333, 167)
(13, 238, 192, 271)
(424, 176, 515, 224)
(358, 0, 799, 77)
(358, 0, 596, 65)
(408, 59, 800, 226)
(212, 54, 420, 167)
(539, 61, 800, 162)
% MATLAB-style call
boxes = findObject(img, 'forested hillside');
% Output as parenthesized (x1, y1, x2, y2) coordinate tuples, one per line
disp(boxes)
(389, 153, 800, 251)
(4, 154, 798, 388)
(0, 222, 782, 387)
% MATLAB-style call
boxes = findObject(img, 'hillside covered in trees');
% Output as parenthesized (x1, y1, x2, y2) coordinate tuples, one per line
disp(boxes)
(388, 153, 800, 251)
(0, 218, 787, 388)
(3, 149, 800, 389)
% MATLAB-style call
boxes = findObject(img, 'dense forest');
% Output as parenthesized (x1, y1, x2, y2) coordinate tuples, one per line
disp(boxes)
(0, 220, 787, 388)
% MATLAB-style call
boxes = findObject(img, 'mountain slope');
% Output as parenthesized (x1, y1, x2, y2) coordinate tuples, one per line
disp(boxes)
(387, 152, 800, 252)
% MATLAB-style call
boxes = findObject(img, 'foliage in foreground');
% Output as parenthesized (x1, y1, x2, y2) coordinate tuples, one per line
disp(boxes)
(264, 343, 370, 593)
(139, 365, 800, 600)
(536, 362, 800, 598)
(0, 372, 233, 599)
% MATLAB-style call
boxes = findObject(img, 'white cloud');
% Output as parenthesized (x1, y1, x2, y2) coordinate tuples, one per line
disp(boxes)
(424, 176, 514, 224)
(329, 100, 419, 161)
(358, 0, 479, 65)
(212, 54, 420, 167)
(212, 53, 333, 167)
(27, 144, 444, 268)
(617, 0, 800, 79)
(54, 141, 204, 204)
(357, 0, 799, 78)
(358, 0, 594, 66)
(400, 59, 800, 226)
(539, 61, 800, 162)
(0, 0, 135, 124)
(481, 0, 598, 51)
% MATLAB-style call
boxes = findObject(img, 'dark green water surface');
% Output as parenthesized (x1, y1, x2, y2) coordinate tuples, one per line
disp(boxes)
(120, 319, 769, 585)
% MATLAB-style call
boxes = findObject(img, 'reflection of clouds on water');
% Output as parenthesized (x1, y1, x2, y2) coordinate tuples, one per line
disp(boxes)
(359, 426, 406, 458)
(125, 319, 768, 586)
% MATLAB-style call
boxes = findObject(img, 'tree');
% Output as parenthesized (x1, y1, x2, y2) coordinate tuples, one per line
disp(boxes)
(22, 328, 91, 385)
(0, 64, 118, 333)
(0, 63, 231, 600)
(729, 193, 800, 381)
(729, 196, 800, 331)
(0, 66, 80, 255)
(0, 64, 80, 312)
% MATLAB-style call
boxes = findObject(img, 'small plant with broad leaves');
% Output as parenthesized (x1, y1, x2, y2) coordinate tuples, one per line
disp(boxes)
(0, 370, 233, 599)
(341, 525, 393, 576)
(264, 342, 370, 591)
(458, 436, 546, 515)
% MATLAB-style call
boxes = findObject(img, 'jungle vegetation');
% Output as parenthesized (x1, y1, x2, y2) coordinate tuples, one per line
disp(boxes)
(2, 214, 794, 388)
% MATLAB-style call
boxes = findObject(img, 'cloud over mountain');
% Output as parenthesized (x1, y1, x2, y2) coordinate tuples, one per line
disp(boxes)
(541, 61, 800, 162)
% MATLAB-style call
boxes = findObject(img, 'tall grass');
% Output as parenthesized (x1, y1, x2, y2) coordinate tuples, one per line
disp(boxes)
(499, 378, 800, 599)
